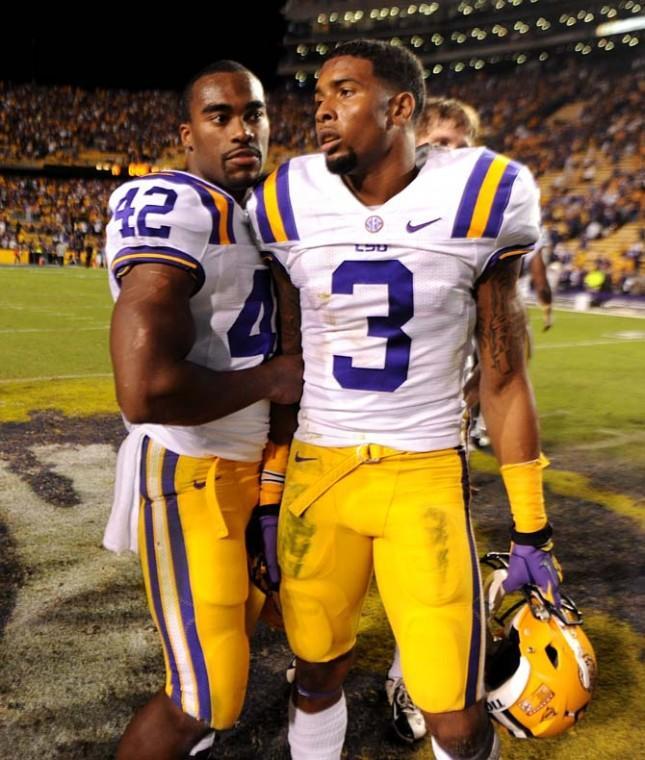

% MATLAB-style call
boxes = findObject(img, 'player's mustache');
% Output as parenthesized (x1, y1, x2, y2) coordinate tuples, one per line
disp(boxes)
(223, 146, 262, 159)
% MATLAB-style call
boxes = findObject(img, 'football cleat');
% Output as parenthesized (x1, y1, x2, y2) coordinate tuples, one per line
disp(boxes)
(286, 656, 296, 684)
(385, 677, 427, 743)
(482, 553, 597, 739)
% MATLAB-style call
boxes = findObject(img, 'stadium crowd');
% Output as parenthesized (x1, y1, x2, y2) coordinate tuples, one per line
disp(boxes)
(0, 59, 642, 289)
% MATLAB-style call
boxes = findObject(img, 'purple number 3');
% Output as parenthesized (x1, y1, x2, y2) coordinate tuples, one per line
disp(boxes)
(331, 260, 413, 392)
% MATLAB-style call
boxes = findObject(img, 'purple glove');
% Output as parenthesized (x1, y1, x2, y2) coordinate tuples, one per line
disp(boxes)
(246, 503, 281, 593)
(503, 543, 562, 607)
(258, 507, 280, 590)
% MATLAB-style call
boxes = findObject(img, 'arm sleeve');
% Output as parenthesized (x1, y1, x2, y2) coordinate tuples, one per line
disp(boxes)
(482, 165, 542, 275)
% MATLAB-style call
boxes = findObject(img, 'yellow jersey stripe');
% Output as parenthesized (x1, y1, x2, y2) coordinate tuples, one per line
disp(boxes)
(467, 155, 511, 238)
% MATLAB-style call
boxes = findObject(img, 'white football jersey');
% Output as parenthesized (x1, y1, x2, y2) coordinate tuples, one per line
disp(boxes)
(106, 170, 275, 461)
(247, 148, 540, 452)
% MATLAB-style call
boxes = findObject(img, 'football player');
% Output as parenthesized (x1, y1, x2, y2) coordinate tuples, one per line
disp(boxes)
(248, 40, 561, 760)
(103, 61, 302, 760)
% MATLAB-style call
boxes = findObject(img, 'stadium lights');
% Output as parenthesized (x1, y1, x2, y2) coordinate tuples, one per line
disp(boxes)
(408, 4, 418, 13)
(596, 16, 645, 35)
(432, 63, 443, 73)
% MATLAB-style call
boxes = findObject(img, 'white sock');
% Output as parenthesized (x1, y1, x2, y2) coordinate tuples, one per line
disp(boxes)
(288, 692, 347, 760)
(387, 645, 402, 681)
(189, 731, 215, 756)
(431, 729, 500, 759)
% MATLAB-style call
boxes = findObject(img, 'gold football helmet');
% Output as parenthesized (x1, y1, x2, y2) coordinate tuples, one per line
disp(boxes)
(482, 552, 597, 739)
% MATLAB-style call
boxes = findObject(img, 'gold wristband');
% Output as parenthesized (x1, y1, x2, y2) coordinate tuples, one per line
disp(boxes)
(259, 442, 290, 506)
(500, 452, 549, 534)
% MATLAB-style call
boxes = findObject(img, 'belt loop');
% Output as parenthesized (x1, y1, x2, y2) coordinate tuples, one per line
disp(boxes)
(357, 443, 383, 463)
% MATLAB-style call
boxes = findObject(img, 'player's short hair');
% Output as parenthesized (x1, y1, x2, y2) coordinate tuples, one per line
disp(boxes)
(180, 60, 255, 122)
(420, 97, 481, 144)
(325, 39, 426, 122)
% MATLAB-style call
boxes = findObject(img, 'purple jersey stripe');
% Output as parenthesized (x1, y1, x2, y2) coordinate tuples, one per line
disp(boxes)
(162, 451, 212, 724)
(482, 161, 521, 238)
(458, 447, 483, 707)
(141, 449, 182, 703)
(113, 245, 206, 294)
(225, 195, 235, 244)
(452, 149, 496, 238)
(276, 162, 299, 241)
(253, 185, 276, 243)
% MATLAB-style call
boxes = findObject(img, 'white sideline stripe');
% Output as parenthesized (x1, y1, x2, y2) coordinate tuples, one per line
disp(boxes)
(0, 326, 107, 334)
(0, 372, 112, 384)
(542, 306, 645, 320)
(539, 337, 645, 349)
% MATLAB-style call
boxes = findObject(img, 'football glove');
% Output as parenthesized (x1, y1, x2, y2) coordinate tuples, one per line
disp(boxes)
(503, 527, 563, 608)
(246, 503, 280, 594)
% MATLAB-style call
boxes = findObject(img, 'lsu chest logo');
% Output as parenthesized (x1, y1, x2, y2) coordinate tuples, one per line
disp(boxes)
(365, 215, 384, 233)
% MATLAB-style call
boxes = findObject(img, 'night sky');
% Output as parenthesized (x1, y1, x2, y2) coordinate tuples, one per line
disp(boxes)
(0, 5, 288, 91)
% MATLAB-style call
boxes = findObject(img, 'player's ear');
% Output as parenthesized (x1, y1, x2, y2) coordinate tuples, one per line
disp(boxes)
(388, 91, 416, 127)
(179, 122, 194, 152)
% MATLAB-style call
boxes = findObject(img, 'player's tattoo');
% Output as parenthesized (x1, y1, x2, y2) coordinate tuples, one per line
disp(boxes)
(269, 261, 302, 355)
(476, 261, 527, 378)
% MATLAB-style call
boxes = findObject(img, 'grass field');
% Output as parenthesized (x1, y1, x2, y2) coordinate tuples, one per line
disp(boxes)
(0, 266, 643, 759)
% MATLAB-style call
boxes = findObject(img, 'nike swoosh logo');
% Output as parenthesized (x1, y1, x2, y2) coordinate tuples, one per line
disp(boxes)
(406, 217, 442, 233)
(193, 477, 220, 489)
(294, 453, 317, 463)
